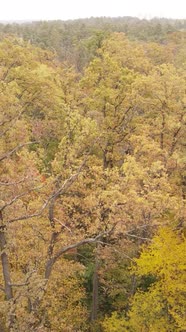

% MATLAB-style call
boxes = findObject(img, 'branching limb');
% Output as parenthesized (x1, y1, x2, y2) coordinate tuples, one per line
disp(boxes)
(0, 176, 29, 187)
(0, 141, 39, 162)
(1, 184, 44, 213)
(45, 224, 117, 280)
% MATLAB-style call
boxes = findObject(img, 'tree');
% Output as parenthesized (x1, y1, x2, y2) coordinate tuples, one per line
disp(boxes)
(0, 37, 116, 331)
(80, 33, 145, 169)
(128, 227, 186, 331)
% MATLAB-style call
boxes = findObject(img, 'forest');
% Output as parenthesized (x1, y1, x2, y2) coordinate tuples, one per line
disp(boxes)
(0, 17, 186, 332)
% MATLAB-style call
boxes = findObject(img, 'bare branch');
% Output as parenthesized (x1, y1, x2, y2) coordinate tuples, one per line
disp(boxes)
(0, 177, 29, 187)
(8, 269, 37, 290)
(54, 233, 104, 259)
(7, 161, 86, 224)
(169, 126, 182, 156)
(48, 156, 88, 227)
(51, 158, 88, 201)
(8, 282, 29, 287)
(0, 118, 10, 127)
(8, 199, 49, 224)
(97, 241, 135, 262)
(0, 109, 26, 138)
(125, 233, 151, 241)
(1, 62, 18, 81)
(0, 285, 5, 293)
(54, 218, 72, 233)
(0, 141, 39, 162)
(1, 184, 44, 212)
(45, 224, 117, 280)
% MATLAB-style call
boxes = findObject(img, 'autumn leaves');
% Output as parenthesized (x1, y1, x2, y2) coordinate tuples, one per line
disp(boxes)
(0, 32, 185, 331)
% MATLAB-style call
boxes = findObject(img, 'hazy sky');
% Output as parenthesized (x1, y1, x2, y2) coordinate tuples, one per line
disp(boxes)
(0, 0, 185, 21)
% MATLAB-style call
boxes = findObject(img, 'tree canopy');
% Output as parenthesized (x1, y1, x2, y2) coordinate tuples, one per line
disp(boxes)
(0, 18, 185, 331)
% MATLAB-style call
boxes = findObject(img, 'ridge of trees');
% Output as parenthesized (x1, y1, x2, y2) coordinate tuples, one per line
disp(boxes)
(0, 16, 185, 71)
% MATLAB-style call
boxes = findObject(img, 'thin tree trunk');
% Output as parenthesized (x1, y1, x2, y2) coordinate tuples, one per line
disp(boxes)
(160, 112, 165, 150)
(103, 142, 114, 169)
(0, 231, 13, 301)
(91, 251, 99, 321)
(0, 212, 16, 331)
(0, 321, 6, 332)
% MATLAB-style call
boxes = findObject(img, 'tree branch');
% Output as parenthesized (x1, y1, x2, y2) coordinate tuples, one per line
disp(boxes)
(8, 282, 29, 287)
(0, 177, 29, 187)
(0, 141, 39, 162)
(0, 285, 5, 293)
(1, 184, 44, 213)
(7, 158, 88, 224)
(45, 225, 117, 280)
(125, 233, 152, 241)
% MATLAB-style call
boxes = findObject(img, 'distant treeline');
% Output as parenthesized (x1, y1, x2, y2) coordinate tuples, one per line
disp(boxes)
(0, 16, 185, 70)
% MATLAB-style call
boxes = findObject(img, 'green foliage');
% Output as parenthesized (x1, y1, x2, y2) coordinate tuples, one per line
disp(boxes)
(0, 17, 185, 71)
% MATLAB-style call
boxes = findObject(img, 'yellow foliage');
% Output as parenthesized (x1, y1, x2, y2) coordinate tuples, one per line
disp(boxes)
(129, 227, 186, 331)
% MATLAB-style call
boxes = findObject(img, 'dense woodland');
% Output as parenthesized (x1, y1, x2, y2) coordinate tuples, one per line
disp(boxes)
(0, 17, 186, 331)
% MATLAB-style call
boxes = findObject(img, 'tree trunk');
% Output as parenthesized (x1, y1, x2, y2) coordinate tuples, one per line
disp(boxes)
(103, 142, 114, 169)
(91, 253, 99, 321)
(160, 111, 165, 150)
(0, 230, 13, 301)
(0, 212, 16, 331)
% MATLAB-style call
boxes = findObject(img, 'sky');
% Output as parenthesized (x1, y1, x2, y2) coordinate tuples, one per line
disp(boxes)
(0, 0, 185, 21)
